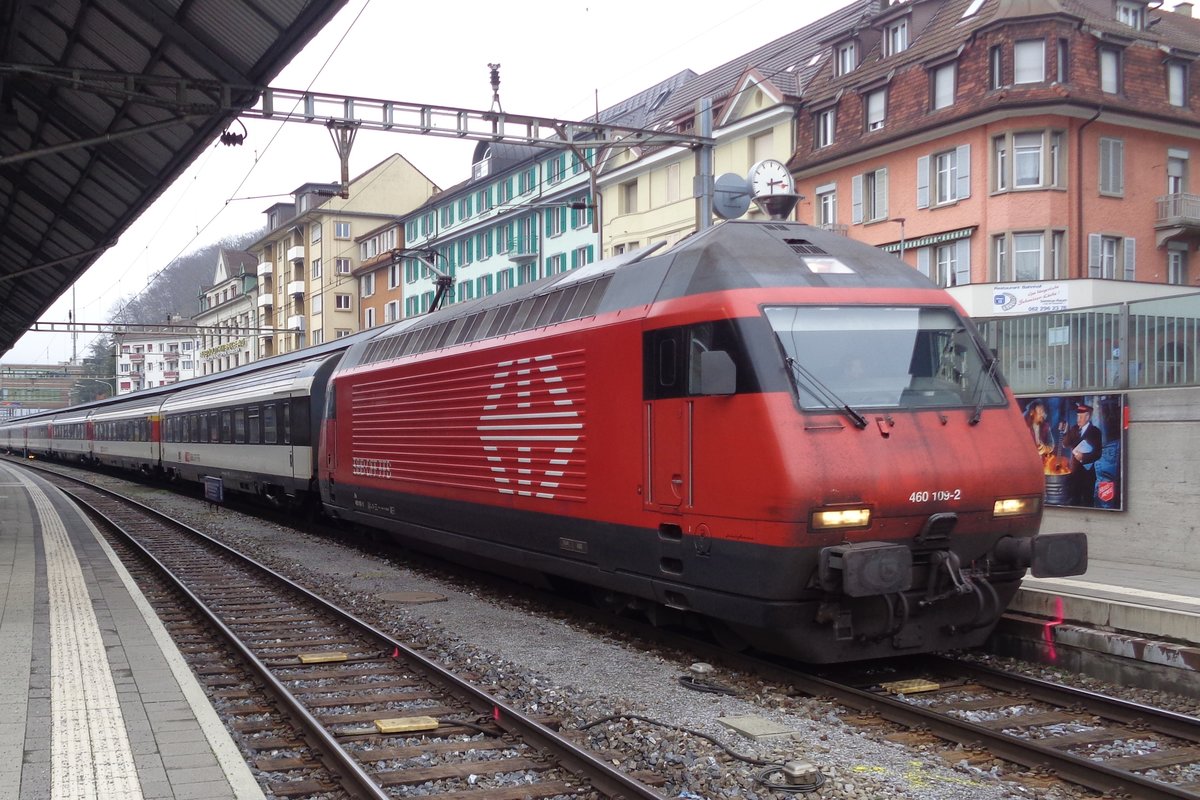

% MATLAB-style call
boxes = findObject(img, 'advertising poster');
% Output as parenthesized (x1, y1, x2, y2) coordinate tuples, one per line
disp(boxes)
(1016, 394, 1125, 511)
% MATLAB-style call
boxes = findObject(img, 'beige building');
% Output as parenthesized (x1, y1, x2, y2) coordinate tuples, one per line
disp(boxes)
(250, 154, 437, 356)
(596, 5, 865, 256)
(193, 249, 259, 375)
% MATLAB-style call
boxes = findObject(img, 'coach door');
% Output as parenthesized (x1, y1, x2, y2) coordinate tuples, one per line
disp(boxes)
(644, 327, 690, 510)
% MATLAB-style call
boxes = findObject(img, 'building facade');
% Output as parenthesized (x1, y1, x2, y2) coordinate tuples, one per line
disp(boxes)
(389, 141, 599, 322)
(787, 0, 1200, 315)
(193, 248, 259, 375)
(114, 327, 200, 394)
(250, 153, 438, 355)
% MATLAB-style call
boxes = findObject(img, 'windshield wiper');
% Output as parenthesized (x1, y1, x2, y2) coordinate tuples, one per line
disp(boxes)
(968, 354, 1000, 425)
(785, 356, 868, 429)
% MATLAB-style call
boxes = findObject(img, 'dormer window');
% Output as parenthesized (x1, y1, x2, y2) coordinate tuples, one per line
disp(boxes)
(1014, 39, 1045, 84)
(1116, 0, 1146, 29)
(836, 41, 858, 75)
(1167, 61, 1187, 107)
(865, 89, 887, 131)
(884, 18, 909, 56)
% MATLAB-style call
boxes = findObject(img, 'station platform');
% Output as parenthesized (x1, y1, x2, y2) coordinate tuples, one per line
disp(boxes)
(0, 461, 263, 800)
(997, 559, 1200, 694)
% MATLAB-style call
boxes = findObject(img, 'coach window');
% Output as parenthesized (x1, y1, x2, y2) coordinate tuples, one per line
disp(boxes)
(248, 407, 261, 443)
(264, 404, 278, 444)
(221, 410, 232, 443)
(292, 399, 311, 446)
(208, 412, 218, 443)
(234, 409, 246, 444)
(189, 414, 198, 443)
(282, 403, 291, 445)
(199, 413, 209, 443)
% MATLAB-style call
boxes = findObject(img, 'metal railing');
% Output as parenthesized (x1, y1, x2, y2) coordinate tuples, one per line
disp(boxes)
(978, 292, 1200, 394)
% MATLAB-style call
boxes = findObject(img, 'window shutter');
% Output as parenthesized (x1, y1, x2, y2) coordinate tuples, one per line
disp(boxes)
(1088, 233, 1101, 277)
(560, 206, 568, 233)
(916, 155, 930, 208)
(955, 240, 972, 285)
(916, 247, 931, 278)
(878, 169, 889, 218)
(1123, 237, 1136, 280)
(587, 245, 594, 263)
(956, 144, 971, 199)
(852, 174, 864, 223)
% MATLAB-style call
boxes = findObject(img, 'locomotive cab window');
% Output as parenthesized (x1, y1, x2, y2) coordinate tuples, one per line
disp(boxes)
(764, 305, 1006, 411)
(643, 320, 759, 400)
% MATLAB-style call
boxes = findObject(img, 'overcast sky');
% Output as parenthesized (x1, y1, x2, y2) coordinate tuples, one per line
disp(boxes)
(6, 0, 843, 364)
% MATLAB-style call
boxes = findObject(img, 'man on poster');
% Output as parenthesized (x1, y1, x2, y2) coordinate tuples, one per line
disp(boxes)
(1061, 403, 1103, 506)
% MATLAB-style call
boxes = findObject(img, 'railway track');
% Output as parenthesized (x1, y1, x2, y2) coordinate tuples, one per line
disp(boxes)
(32, 464, 664, 800)
(16, 456, 1200, 799)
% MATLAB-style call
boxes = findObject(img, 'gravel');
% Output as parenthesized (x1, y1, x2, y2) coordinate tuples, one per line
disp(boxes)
(71, 475, 1197, 800)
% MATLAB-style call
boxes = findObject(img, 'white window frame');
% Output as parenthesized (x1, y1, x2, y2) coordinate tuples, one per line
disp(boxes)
(1013, 232, 1045, 280)
(1014, 132, 1044, 188)
(1100, 48, 1121, 94)
(816, 184, 837, 227)
(334, 221, 350, 239)
(311, 258, 321, 280)
(917, 146, 971, 208)
(364, 307, 376, 328)
(865, 89, 886, 131)
(851, 167, 888, 224)
(884, 18, 908, 56)
(1088, 233, 1136, 280)
(836, 41, 857, 75)
(1168, 244, 1188, 285)
(1099, 138, 1125, 196)
(932, 63, 956, 110)
(1168, 62, 1187, 107)
(360, 273, 375, 298)
(1014, 39, 1045, 84)
(336, 257, 351, 275)
(815, 107, 836, 148)
(335, 293, 351, 310)
(1116, 0, 1145, 29)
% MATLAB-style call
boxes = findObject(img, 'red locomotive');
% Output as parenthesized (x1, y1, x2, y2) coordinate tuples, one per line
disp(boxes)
(2, 219, 1086, 662)
(319, 219, 1087, 662)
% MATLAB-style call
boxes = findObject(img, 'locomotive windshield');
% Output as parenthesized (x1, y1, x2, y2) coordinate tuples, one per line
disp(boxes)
(764, 305, 1006, 411)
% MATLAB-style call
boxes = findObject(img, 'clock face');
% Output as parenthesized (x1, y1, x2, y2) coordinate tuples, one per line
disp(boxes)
(749, 159, 793, 197)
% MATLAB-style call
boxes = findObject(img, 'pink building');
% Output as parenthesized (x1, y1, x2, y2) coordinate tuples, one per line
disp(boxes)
(790, 0, 1200, 315)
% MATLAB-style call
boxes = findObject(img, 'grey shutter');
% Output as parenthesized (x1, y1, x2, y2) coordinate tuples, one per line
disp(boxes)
(916, 247, 931, 277)
(879, 168, 889, 219)
(916, 155, 930, 208)
(956, 144, 971, 199)
(1124, 237, 1136, 280)
(852, 174, 864, 223)
(955, 239, 971, 285)
(1088, 233, 1101, 278)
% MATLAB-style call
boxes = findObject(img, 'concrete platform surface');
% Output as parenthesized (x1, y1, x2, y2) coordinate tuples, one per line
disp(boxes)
(0, 461, 263, 800)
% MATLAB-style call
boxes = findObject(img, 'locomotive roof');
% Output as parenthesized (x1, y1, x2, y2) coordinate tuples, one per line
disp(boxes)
(339, 220, 939, 372)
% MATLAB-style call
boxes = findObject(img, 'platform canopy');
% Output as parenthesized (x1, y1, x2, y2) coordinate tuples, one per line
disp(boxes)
(0, 0, 348, 357)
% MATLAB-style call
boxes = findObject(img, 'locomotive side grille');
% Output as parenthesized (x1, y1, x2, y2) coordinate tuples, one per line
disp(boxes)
(349, 349, 588, 503)
(784, 238, 828, 256)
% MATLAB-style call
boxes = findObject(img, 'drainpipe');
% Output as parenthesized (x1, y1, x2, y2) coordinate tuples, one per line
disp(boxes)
(1076, 106, 1103, 278)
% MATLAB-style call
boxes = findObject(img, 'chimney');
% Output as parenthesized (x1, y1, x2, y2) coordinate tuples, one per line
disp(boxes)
(1177, 1, 1193, 17)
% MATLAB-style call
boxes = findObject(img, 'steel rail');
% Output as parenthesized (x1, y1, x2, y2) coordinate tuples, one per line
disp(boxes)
(932, 655, 1200, 742)
(39, 466, 664, 800)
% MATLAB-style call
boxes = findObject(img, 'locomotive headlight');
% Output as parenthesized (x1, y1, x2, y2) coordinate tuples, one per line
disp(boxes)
(993, 496, 1041, 518)
(811, 506, 872, 530)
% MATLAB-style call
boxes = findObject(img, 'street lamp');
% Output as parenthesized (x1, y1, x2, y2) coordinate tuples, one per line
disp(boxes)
(890, 217, 907, 261)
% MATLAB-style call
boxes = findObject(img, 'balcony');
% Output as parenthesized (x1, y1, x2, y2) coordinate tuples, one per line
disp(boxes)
(257, 293, 274, 309)
(128, 353, 145, 362)
(1154, 193, 1200, 246)
(164, 370, 179, 380)
(287, 245, 305, 263)
(510, 248, 538, 265)
(287, 280, 306, 297)
(257, 260, 273, 277)
(287, 315, 305, 331)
